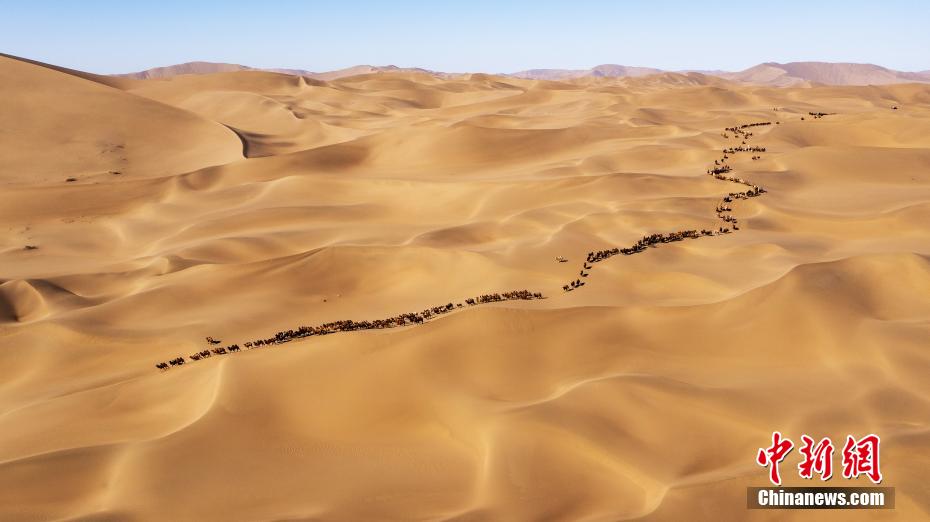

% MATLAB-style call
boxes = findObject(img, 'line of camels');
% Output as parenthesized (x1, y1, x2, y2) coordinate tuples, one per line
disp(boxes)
(155, 112, 828, 371)
(561, 119, 779, 292)
(155, 290, 543, 370)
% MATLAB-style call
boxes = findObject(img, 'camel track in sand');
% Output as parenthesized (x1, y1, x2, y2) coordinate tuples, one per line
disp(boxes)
(154, 117, 791, 372)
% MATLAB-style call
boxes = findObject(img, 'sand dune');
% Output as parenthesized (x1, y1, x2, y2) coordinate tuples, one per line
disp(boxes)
(0, 54, 243, 184)
(1, 53, 929, 521)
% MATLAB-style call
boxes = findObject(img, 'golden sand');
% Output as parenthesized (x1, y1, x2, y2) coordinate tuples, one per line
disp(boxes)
(1, 54, 929, 521)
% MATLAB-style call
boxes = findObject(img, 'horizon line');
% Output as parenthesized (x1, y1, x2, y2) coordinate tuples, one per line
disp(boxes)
(107, 59, 930, 76)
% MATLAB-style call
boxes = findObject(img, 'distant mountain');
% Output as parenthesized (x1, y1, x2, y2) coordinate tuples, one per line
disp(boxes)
(263, 67, 316, 76)
(118, 61, 252, 79)
(115, 61, 930, 86)
(308, 64, 446, 81)
(510, 64, 663, 80)
(118, 62, 446, 81)
(512, 62, 930, 85)
(718, 62, 930, 86)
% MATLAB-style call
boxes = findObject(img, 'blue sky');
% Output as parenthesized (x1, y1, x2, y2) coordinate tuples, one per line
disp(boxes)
(1, 0, 927, 74)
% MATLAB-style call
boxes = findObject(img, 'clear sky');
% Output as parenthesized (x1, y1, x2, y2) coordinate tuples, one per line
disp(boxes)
(2, 0, 927, 74)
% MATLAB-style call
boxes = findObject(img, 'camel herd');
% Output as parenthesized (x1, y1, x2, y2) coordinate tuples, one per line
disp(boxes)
(561, 119, 777, 292)
(724, 146, 766, 154)
(155, 111, 833, 371)
(155, 290, 543, 370)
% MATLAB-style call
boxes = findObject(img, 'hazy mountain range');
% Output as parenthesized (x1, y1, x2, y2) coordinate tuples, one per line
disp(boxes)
(512, 62, 930, 85)
(117, 61, 930, 86)
(117, 62, 450, 81)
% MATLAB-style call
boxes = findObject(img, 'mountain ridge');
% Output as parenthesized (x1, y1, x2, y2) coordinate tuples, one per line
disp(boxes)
(117, 62, 450, 81)
(114, 60, 930, 86)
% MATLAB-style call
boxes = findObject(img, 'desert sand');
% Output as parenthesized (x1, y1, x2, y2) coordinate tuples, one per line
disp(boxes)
(1, 53, 929, 521)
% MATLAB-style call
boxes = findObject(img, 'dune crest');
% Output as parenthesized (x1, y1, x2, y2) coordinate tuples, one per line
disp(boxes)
(0, 280, 49, 323)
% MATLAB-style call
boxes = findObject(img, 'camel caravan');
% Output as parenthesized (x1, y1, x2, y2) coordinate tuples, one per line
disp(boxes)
(561, 118, 783, 292)
(155, 290, 544, 371)
(724, 146, 765, 154)
(154, 112, 834, 370)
